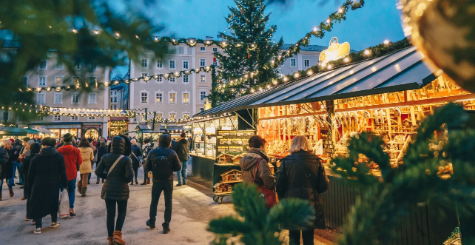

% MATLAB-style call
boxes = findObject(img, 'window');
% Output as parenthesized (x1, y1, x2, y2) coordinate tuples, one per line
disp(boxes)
(169, 77, 175, 83)
(178, 47, 185, 54)
(213, 48, 218, 52)
(183, 61, 188, 69)
(53, 115, 61, 122)
(182, 93, 190, 104)
(37, 93, 46, 104)
(111, 105, 117, 110)
(73, 77, 80, 86)
(38, 76, 47, 86)
(114, 97, 117, 102)
(54, 76, 63, 86)
(200, 46, 206, 51)
(304, 59, 310, 67)
(141, 92, 148, 103)
(55, 60, 64, 70)
(155, 93, 162, 103)
(37, 116, 45, 121)
(88, 77, 97, 86)
(22, 76, 28, 87)
(141, 59, 148, 68)
(39, 60, 47, 70)
(213, 60, 218, 66)
(290, 58, 296, 67)
(168, 46, 177, 54)
(200, 75, 206, 82)
(183, 75, 189, 83)
(90, 62, 97, 70)
(71, 116, 79, 121)
(157, 76, 163, 82)
(169, 93, 176, 104)
(141, 73, 148, 78)
(200, 58, 206, 67)
(157, 60, 163, 68)
(169, 60, 175, 69)
(75, 62, 81, 70)
(169, 113, 176, 120)
(183, 113, 190, 120)
(156, 113, 162, 120)
(88, 116, 96, 121)
(72, 93, 79, 104)
(200, 91, 207, 101)
(54, 93, 62, 104)
(88, 93, 97, 104)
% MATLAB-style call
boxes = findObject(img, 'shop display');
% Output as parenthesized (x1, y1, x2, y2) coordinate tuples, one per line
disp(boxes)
(216, 130, 253, 155)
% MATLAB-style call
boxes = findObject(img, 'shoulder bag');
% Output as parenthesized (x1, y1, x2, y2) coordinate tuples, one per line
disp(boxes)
(253, 159, 277, 209)
(107, 155, 124, 178)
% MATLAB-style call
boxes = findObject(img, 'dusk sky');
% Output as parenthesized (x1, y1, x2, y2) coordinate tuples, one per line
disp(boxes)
(111, 0, 405, 77)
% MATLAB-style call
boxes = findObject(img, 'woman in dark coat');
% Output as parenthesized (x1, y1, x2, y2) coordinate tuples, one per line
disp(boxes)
(130, 139, 141, 185)
(27, 138, 68, 234)
(95, 141, 108, 184)
(0, 140, 13, 200)
(95, 136, 134, 245)
(21, 142, 41, 221)
(276, 136, 329, 245)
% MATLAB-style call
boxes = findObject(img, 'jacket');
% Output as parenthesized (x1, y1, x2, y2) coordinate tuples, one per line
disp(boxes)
(96, 146, 108, 165)
(56, 141, 78, 149)
(79, 147, 94, 174)
(240, 148, 275, 190)
(172, 138, 190, 162)
(95, 136, 134, 201)
(57, 144, 83, 181)
(11, 142, 23, 162)
(0, 147, 10, 179)
(145, 147, 181, 182)
(130, 145, 141, 169)
(276, 150, 329, 229)
(27, 147, 68, 220)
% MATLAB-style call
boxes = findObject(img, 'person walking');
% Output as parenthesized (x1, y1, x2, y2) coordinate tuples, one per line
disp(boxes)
(18, 137, 31, 163)
(145, 134, 181, 234)
(11, 139, 24, 185)
(27, 138, 68, 234)
(240, 135, 275, 190)
(0, 140, 12, 201)
(57, 133, 83, 216)
(78, 138, 94, 197)
(19, 140, 35, 200)
(130, 139, 141, 185)
(95, 141, 108, 184)
(140, 138, 152, 185)
(21, 142, 40, 221)
(172, 132, 190, 186)
(95, 136, 134, 245)
(276, 136, 329, 245)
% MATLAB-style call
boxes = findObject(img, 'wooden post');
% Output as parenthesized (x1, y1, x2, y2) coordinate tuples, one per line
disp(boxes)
(386, 108, 392, 137)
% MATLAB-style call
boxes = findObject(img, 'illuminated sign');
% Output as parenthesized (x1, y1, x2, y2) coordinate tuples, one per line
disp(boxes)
(319, 37, 350, 64)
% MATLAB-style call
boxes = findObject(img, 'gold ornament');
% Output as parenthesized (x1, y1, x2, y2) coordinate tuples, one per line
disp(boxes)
(401, 0, 475, 92)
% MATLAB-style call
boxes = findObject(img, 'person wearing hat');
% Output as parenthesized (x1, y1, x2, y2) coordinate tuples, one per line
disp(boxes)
(19, 139, 35, 200)
(57, 133, 82, 216)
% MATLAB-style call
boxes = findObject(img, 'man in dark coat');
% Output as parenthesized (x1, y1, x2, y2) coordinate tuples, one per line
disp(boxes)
(27, 137, 68, 234)
(22, 142, 41, 220)
(172, 132, 190, 186)
(0, 140, 12, 201)
(146, 134, 181, 234)
(11, 139, 24, 185)
(94, 141, 108, 184)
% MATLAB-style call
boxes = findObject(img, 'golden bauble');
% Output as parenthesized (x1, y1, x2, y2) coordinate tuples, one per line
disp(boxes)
(401, 0, 475, 92)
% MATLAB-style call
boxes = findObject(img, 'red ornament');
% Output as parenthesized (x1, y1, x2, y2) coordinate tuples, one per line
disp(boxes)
(247, 53, 250, 58)
(213, 57, 217, 63)
(241, 9, 244, 14)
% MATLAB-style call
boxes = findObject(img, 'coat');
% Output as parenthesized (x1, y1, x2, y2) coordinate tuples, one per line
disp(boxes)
(0, 147, 10, 179)
(57, 144, 82, 181)
(276, 150, 329, 229)
(95, 136, 134, 201)
(145, 147, 181, 182)
(172, 138, 190, 162)
(27, 147, 67, 220)
(130, 145, 141, 169)
(79, 147, 94, 174)
(240, 148, 275, 190)
(11, 142, 23, 162)
(96, 146, 108, 166)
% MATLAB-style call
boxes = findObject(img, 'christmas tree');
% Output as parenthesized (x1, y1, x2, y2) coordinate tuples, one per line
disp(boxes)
(210, 0, 284, 105)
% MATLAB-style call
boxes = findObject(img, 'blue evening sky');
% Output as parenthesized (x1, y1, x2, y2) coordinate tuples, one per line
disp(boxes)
(111, 0, 405, 77)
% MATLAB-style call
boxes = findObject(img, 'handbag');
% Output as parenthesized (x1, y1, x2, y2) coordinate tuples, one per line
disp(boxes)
(252, 159, 277, 209)
(106, 155, 124, 178)
(58, 189, 70, 218)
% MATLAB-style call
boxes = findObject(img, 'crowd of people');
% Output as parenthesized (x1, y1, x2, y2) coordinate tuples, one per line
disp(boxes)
(0, 132, 329, 245)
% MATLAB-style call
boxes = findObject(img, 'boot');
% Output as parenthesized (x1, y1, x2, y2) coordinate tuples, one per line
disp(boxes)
(146, 219, 156, 229)
(146, 180, 150, 184)
(0, 193, 2, 201)
(107, 236, 113, 245)
(77, 181, 82, 194)
(135, 179, 138, 185)
(130, 182, 133, 185)
(140, 182, 147, 185)
(9, 189, 14, 197)
(96, 179, 100, 184)
(81, 186, 87, 197)
(112, 230, 125, 245)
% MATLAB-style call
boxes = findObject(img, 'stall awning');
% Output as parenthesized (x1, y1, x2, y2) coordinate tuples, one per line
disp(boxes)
(193, 47, 437, 117)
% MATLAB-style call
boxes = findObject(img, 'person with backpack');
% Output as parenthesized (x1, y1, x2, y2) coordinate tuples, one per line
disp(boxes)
(140, 138, 152, 185)
(130, 139, 141, 185)
(145, 134, 181, 234)
(95, 136, 134, 245)
(172, 132, 190, 186)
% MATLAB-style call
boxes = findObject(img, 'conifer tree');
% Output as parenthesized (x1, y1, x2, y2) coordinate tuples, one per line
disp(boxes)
(210, 0, 283, 105)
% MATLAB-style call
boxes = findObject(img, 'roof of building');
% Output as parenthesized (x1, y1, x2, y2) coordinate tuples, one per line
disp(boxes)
(281, 44, 327, 52)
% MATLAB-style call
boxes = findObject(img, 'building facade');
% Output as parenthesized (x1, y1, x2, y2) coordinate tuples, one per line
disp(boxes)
(279, 44, 325, 75)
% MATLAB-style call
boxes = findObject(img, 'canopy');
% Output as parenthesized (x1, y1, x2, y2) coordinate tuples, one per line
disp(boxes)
(0, 127, 28, 136)
(25, 127, 41, 135)
(194, 46, 437, 117)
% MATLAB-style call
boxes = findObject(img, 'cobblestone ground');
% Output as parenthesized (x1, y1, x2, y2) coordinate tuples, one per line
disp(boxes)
(0, 168, 333, 245)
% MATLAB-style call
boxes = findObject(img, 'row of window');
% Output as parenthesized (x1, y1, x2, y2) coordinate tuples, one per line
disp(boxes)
(22, 76, 97, 87)
(38, 60, 96, 71)
(140, 91, 207, 104)
(141, 58, 217, 69)
(289, 58, 311, 67)
(137, 112, 190, 121)
(36, 93, 97, 105)
(139, 73, 207, 83)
